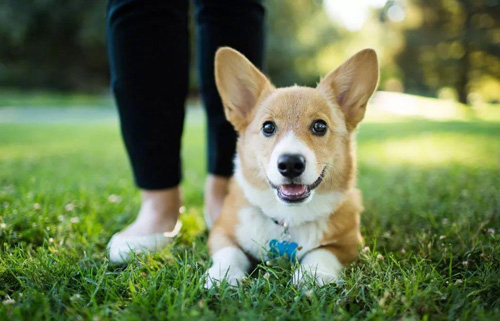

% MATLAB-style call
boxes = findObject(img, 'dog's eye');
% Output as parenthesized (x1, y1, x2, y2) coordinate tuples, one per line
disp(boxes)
(311, 120, 327, 136)
(262, 121, 276, 137)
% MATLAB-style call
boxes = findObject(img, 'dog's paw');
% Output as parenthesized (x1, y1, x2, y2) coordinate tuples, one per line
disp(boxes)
(204, 265, 246, 289)
(205, 246, 251, 288)
(292, 266, 339, 287)
(292, 248, 343, 287)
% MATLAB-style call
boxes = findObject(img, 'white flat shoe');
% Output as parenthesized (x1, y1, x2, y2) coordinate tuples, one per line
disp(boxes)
(107, 220, 182, 263)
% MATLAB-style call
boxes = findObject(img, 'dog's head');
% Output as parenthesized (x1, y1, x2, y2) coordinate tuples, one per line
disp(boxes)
(215, 48, 378, 222)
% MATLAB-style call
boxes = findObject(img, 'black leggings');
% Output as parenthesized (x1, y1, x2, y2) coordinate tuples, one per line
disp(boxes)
(107, 0, 265, 189)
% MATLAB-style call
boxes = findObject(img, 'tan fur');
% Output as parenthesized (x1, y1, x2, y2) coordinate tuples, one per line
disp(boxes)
(209, 47, 378, 271)
(320, 189, 364, 264)
(208, 179, 249, 252)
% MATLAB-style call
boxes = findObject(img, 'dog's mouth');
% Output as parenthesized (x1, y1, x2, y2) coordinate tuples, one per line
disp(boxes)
(277, 184, 311, 203)
(269, 167, 326, 204)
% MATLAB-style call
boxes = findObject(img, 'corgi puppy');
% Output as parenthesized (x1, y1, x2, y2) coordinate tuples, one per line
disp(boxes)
(206, 47, 379, 287)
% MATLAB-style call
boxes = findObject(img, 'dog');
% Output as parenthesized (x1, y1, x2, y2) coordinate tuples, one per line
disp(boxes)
(205, 47, 379, 287)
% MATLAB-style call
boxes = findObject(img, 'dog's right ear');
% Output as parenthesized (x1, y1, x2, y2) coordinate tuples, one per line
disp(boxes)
(215, 47, 273, 131)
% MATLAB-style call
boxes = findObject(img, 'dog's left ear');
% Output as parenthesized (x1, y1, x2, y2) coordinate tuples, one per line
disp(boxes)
(215, 47, 273, 131)
(317, 49, 379, 130)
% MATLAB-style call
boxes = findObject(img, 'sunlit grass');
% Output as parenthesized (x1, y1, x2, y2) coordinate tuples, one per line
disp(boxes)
(360, 133, 498, 168)
(367, 91, 500, 122)
(0, 104, 499, 320)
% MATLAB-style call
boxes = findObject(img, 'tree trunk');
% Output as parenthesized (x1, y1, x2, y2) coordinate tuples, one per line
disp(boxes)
(457, 1, 472, 105)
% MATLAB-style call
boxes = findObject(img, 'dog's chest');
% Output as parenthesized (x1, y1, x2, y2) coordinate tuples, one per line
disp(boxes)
(234, 207, 327, 261)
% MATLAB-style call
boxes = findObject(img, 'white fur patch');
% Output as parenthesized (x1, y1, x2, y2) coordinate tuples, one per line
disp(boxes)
(205, 246, 250, 288)
(235, 207, 282, 260)
(235, 206, 330, 261)
(293, 248, 342, 286)
(267, 131, 318, 185)
(235, 156, 345, 227)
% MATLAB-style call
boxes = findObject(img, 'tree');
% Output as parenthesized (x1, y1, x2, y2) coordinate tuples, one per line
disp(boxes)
(0, 0, 107, 92)
(395, 0, 500, 104)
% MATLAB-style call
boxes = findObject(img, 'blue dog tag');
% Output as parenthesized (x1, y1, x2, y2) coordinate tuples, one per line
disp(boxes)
(269, 239, 299, 261)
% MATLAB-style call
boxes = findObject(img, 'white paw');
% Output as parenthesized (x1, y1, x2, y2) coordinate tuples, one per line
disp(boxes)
(205, 265, 246, 288)
(204, 246, 250, 288)
(292, 266, 339, 287)
(292, 248, 343, 287)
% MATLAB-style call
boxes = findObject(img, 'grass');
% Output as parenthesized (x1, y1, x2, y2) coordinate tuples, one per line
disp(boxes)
(0, 89, 113, 108)
(0, 102, 499, 320)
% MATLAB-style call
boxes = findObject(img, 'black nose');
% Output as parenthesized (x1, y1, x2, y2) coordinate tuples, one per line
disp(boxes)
(277, 154, 306, 178)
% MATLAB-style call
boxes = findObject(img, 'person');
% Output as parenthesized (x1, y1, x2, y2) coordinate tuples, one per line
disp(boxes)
(105, 0, 265, 263)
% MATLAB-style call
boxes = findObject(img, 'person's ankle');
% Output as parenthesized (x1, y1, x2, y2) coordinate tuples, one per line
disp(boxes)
(118, 187, 182, 237)
(141, 188, 181, 216)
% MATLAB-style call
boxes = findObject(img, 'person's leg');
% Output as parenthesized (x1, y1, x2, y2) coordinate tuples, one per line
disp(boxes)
(107, 0, 189, 239)
(194, 0, 266, 226)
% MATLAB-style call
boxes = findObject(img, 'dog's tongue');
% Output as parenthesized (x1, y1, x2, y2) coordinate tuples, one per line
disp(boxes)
(280, 184, 307, 196)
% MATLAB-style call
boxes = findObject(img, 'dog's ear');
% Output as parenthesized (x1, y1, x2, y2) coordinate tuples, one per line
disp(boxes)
(317, 49, 379, 131)
(215, 47, 273, 131)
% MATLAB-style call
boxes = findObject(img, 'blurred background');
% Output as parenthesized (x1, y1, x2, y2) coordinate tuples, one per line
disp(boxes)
(0, 0, 499, 107)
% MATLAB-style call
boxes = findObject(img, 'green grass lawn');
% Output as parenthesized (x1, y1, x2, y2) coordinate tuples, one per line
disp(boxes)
(0, 90, 113, 108)
(0, 106, 499, 320)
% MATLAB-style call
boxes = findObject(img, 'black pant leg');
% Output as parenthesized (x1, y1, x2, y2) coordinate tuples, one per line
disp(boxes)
(194, 0, 266, 177)
(107, 0, 189, 189)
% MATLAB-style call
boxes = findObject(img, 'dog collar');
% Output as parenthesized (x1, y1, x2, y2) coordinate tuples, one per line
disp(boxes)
(268, 218, 302, 261)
